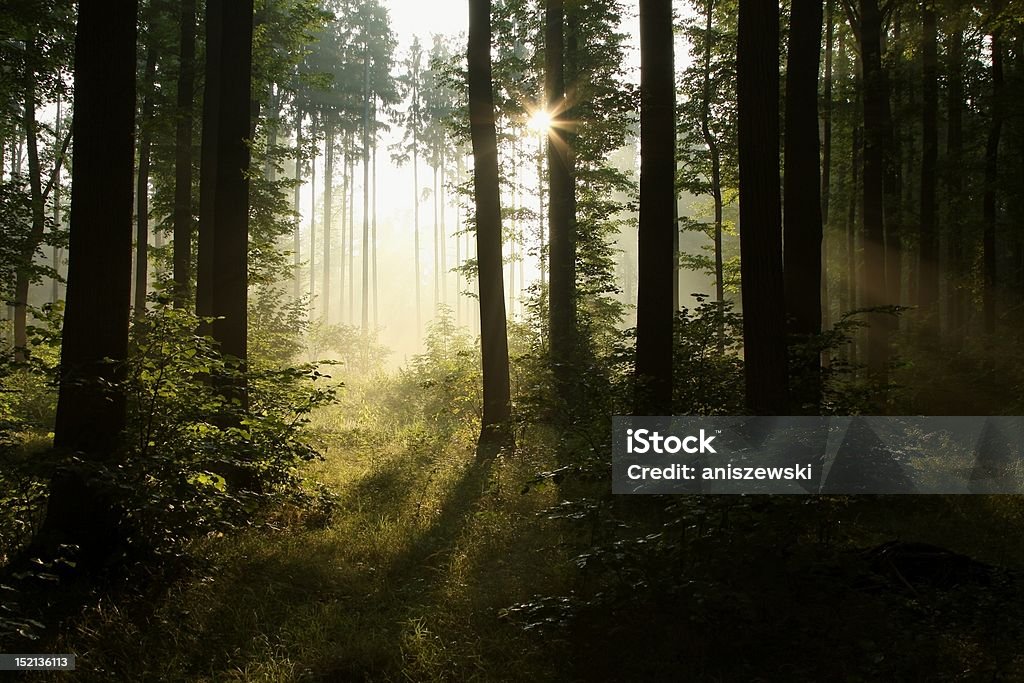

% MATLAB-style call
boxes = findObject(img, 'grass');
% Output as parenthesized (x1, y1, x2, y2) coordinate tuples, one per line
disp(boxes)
(37, 398, 574, 682)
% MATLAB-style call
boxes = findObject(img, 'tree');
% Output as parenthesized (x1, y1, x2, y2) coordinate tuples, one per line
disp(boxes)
(634, 0, 675, 415)
(917, 0, 939, 320)
(783, 0, 824, 412)
(737, 0, 787, 414)
(983, 0, 1004, 335)
(546, 0, 576, 378)
(468, 0, 512, 454)
(172, 0, 197, 308)
(196, 0, 254, 396)
(134, 38, 156, 318)
(37, 0, 138, 563)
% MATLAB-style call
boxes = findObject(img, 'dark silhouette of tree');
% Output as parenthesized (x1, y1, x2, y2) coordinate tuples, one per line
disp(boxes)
(468, 0, 512, 453)
(783, 0, 824, 412)
(546, 0, 576, 378)
(983, 0, 1004, 335)
(737, 0, 787, 414)
(197, 0, 254, 399)
(134, 38, 156, 319)
(37, 0, 137, 562)
(917, 0, 939, 320)
(173, 0, 197, 308)
(634, 0, 675, 415)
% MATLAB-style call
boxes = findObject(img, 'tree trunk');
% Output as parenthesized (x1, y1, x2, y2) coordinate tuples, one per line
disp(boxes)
(173, 0, 196, 308)
(198, 0, 253, 393)
(783, 0, 824, 413)
(853, 0, 890, 386)
(468, 0, 512, 452)
(635, 0, 675, 414)
(340, 142, 348, 323)
(983, 6, 1004, 335)
(413, 62, 422, 337)
(133, 43, 156, 320)
(362, 41, 371, 334)
(323, 121, 333, 322)
(546, 0, 576, 374)
(699, 0, 725, 352)
(38, 0, 137, 566)
(737, 0, 787, 414)
(946, 27, 964, 338)
(917, 2, 939, 321)
(821, 0, 835, 331)
(15, 35, 46, 361)
(293, 109, 302, 301)
(308, 117, 317, 313)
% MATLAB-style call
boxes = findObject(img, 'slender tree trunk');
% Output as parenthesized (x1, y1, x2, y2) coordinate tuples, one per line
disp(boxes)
(699, 0, 725, 352)
(413, 63, 422, 337)
(635, 0, 675, 414)
(340, 143, 348, 323)
(468, 0, 512, 451)
(918, 2, 939, 321)
(433, 163, 439, 312)
(440, 145, 447, 309)
(132, 43, 157, 320)
(362, 55, 371, 334)
(309, 117, 317, 314)
(983, 6, 1004, 335)
(738, 0, 787, 414)
(198, 0, 253, 395)
(372, 104, 379, 329)
(293, 109, 302, 301)
(51, 93, 63, 304)
(946, 27, 964, 338)
(821, 0, 835, 331)
(173, 0, 196, 308)
(348, 133, 355, 319)
(783, 0, 824, 413)
(15, 36, 47, 361)
(323, 121, 333, 322)
(37, 0, 137, 565)
(546, 0, 576, 375)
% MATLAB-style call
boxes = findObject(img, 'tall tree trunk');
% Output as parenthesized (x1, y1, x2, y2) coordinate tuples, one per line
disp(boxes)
(173, 0, 196, 308)
(821, 0, 835, 331)
(133, 42, 156, 320)
(635, 0, 675, 414)
(308, 117, 317, 314)
(433, 163, 439, 312)
(440, 145, 447, 309)
(372, 103, 379, 329)
(699, 0, 725, 352)
(340, 143, 348, 323)
(51, 93, 63, 304)
(850, 0, 890, 386)
(983, 4, 1004, 335)
(468, 0, 512, 452)
(546, 0, 576, 374)
(362, 41, 371, 334)
(198, 0, 253, 396)
(348, 133, 354, 319)
(918, 2, 939, 320)
(323, 121, 333, 322)
(413, 63, 421, 337)
(946, 27, 964, 338)
(738, 0, 787, 414)
(293, 109, 302, 301)
(783, 0, 824, 413)
(38, 0, 137, 565)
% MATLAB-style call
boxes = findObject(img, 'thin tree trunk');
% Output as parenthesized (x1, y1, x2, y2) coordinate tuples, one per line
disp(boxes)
(946, 27, 964, 338)
(173, 0, 196, 308)
(918, 2, 939, 319)
(738, 0, 787, 414)
(323, 121, 333, 322)
(293, 109, 302, 301)
(635, 0, 675, 414)
(699, 0, 725, 352)
(51, 93, 62, 304)
(983, 4, 1004, 335)
(362, 41, 370, 334)
(309, 117, 317, 314)
(783, 0, 824, 412)
(340, 142, 348, 323)
(821, 0, 835, 331)
(372, 103, 378, 329)
(133, 42, 157, 320)
(468, 0, 512, 451)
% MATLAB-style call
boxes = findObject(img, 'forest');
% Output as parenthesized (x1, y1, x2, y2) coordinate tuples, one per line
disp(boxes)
(1, 0, 1023, 679)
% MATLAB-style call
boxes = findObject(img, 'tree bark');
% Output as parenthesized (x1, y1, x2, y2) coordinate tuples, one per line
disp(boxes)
(173, 0, 196, 308)
(323, 120, 333, 322)
(917, 2, 939, 320)
(783, 0, 824, 412)
(983, 4, 1004, 335)
(699, 0, 725, 352)
(134, 43, 156, 319)
(468, 0, 512, 452)
(737, 0, 787, 414)
(546, 0, 576, 375)
(362, 40, 371, 333)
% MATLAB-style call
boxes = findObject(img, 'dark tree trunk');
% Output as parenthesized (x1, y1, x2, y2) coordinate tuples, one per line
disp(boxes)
(51, 93, 63, 304)
(323, 120, 333, 322)
(134, 42, 156, 320)
(413, 63, 421, 336)
(37, 0, 138, 564)
(821, 0, 835, 331)
(197, 0, 253, 392)
(196, 0, 221, 326)
(983, 7, 1004, 335)
(945, 27, 964, 338)
(293, 109, 302, 301)
(737, 0, 787, 414)
(850, 0, 890, 386)
(468, 0, 512, 453)
(173, 0, 196, 308)
(362, 41, 371, 333)
(546, 0, 576, 375)
(917, 3, 939, 320)
(635, 0, 675, 415)
(699, 0, 725, 352)
(372, 103, 379, 329)
(309, 117, 317, 312)
(15, 35, 46, 362)
(340, 143, 348, 323)
(783, 0, 824, 413)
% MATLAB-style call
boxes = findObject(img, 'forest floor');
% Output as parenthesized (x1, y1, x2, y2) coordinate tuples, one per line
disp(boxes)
(20, 369, 1024, 682)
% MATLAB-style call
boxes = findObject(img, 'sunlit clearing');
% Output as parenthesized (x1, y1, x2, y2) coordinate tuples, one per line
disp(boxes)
(526, 109, 552, 133)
